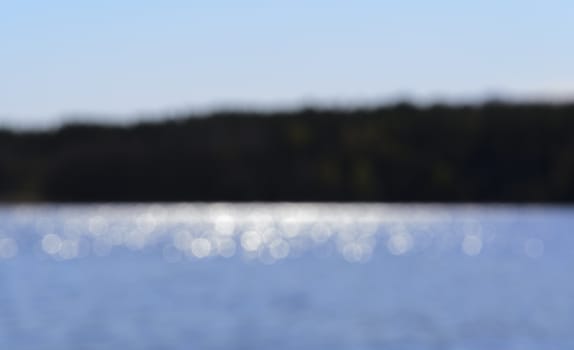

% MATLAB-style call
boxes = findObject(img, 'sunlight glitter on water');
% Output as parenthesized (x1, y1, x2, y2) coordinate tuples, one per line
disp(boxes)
(0, 204, 557, 263)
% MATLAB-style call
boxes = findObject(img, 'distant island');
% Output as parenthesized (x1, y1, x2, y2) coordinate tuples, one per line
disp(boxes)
(1, 101, 574, 203)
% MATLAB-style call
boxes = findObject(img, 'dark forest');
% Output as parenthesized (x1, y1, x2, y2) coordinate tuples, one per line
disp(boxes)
(1, 102, 574, 202)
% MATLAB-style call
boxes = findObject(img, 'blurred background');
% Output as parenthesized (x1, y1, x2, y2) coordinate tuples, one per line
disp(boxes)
(2, 2, 574, 349)
(1, 0, 573, 203)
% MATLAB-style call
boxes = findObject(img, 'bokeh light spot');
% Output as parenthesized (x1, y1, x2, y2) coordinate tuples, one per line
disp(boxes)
(241, 231, 262, 252)
(269, 239, 290, 260)
(462, 234, 482, 256)
(387, 231, 413, 256)
(42, 233, 62, 255)
(0, 238, 18, 259)
(191, 238, 212, 258)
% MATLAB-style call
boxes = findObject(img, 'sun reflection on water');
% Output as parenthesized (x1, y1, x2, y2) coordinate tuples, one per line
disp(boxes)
(0, 204, 552, 262)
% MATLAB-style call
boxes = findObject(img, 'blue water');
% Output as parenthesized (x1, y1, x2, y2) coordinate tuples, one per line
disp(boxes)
(0, 204, 572, 349)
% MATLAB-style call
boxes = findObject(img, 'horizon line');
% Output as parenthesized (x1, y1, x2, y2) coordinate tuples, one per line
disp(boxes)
(2, 92, 573, 132)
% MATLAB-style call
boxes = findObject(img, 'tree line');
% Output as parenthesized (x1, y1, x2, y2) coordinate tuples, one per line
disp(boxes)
(1, 102, 573, 202)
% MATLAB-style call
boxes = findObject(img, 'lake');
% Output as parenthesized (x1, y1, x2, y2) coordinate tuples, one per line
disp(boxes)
(0, 204, 572, 349)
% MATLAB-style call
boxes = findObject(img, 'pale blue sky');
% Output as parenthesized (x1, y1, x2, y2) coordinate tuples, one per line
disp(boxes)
(1, 0, 573, 127)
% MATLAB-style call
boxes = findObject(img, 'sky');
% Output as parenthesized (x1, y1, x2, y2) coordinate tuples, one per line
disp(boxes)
(1, 0, 573, 127)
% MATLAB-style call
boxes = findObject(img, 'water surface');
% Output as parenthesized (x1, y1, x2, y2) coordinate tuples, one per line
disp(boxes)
(0, 204, 571, 349)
